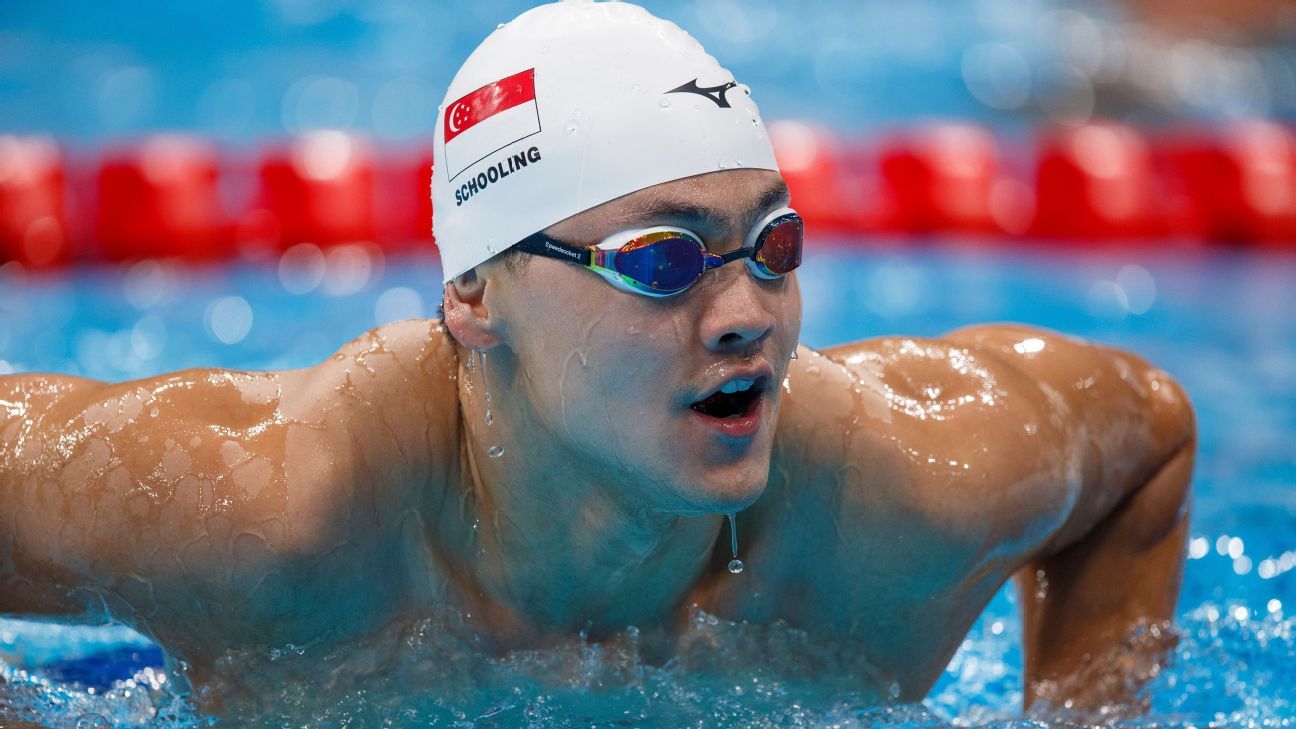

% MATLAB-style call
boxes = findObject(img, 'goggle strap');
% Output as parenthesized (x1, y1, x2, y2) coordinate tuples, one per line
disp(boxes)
(515, 232, 593, 267)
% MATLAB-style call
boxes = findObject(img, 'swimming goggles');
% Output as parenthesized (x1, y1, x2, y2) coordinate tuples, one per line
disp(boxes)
(512, 207, 803, 297)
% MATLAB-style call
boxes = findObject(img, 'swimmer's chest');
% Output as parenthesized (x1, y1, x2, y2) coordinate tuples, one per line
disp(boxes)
(686, 456, 1019, 697)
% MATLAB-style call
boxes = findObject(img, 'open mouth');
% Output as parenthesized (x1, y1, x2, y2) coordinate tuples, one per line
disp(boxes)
(690, 379, 764, 419)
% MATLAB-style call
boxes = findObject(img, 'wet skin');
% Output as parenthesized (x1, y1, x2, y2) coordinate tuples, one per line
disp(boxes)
(0, 169, 1193, 717)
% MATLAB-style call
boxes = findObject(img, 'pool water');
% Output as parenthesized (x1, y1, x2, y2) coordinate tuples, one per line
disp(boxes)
(1, 240, 1293, 728)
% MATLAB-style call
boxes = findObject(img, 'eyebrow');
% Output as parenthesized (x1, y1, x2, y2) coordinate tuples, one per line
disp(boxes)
(613, 179, 792, 236)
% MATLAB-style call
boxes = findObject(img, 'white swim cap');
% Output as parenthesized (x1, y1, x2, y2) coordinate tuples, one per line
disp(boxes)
(432, 0, 781, 283)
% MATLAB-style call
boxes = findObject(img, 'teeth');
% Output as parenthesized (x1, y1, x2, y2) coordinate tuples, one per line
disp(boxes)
(720, 378, 756, 394)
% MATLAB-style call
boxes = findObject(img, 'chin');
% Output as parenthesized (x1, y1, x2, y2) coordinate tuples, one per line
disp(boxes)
(670, 462, 769, 515)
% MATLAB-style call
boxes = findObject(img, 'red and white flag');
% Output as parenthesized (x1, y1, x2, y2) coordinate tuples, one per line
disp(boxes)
(443, 68, 541, 179)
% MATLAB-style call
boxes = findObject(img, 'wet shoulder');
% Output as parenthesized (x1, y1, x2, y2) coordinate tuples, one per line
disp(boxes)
(287, 320, 464, 537)
(301, 317, 462, 470)
(771, 333, 1083, 565)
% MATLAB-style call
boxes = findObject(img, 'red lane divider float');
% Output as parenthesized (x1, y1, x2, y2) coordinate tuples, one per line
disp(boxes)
(878, 123, 1006, 237)
(1030, 123, 1166, 242)
(2, 122, 1293, 266)
(0, 135, 69, 267)
(254, 131, 376, 250)
(97, 135, 226, 261)
(769, 121, 887, 235)
(374, 146, 435, 252)
(1160, 121, 1296, 246)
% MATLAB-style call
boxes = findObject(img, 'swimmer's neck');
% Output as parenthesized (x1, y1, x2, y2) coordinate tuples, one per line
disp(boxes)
(437, 345, 722, 641)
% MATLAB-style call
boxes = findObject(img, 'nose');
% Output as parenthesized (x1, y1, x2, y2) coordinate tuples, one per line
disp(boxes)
(696, 266, 777, 354)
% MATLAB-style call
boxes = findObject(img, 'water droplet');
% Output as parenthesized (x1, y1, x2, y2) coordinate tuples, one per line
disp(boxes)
(487, 445, 504, 458)
(496, 22, 506, 29)
(734, 157, 743, 166)
(790, 347, 799, 360)
(658, 97, 671, 108)
(717, 159, 729, 169)
(565, 120, 579, 134)
(484, 391, 492, 403)
(487, 244, 496, 254)
(726, 513, 744, 574)
(477, 547, 487, 557)
(484, 409, 494, 425)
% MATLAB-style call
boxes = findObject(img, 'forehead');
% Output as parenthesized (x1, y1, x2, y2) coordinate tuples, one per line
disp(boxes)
(544, 168, 788, 243)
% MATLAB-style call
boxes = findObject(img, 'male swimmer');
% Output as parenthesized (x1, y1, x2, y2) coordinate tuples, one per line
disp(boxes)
(0, 1, 1193, 721)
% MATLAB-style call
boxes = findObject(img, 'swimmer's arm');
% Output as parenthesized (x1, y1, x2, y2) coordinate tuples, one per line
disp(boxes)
(0, 372, 109, 618)
(0, 369, 309, 622)
(0, 321, 455, 636)
(1013, 441, 1192, 717)
(945, 324, 1195, 718)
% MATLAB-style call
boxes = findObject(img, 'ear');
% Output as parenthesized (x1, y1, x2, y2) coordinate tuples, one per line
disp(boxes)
(442, 271, 503, 351)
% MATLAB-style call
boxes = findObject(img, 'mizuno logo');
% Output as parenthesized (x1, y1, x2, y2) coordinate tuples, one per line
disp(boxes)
(665, 78, 739, 109)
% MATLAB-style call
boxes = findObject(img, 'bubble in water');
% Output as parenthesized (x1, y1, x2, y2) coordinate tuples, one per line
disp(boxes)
(484, 391, 492, 403)
(484, 409, 494, 425)
(728, 559, 745, 574)
(75, 715, 111, 729)
(487, 445, 504, 458)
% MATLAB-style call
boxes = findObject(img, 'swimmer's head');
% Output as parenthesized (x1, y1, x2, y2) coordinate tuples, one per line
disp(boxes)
(437, 2, 798, 515)
(432, 0, 780, 282)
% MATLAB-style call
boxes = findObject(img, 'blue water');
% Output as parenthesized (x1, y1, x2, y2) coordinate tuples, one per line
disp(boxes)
(1, 240, 1294, 727)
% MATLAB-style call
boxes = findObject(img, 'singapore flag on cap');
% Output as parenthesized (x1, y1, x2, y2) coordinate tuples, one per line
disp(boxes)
(443, 68, 541, 179)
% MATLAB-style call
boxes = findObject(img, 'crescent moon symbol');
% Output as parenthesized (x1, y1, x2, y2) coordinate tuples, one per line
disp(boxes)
(448, 102, 466, 133)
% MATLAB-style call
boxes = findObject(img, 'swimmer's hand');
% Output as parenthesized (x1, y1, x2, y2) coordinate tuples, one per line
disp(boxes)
(948, 325, 1195, 720)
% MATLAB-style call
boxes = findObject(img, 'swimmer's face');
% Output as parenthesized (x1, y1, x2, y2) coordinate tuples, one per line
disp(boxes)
(479, 168, 801, 514)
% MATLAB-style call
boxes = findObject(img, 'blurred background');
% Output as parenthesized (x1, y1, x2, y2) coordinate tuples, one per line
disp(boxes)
(4, 0, 1296, 278)
(2, 1, 1296, 727)
(4, 0, 1296, 137)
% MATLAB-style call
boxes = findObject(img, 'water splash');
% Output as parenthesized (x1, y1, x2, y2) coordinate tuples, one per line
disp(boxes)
(2, 598, 1295, 727)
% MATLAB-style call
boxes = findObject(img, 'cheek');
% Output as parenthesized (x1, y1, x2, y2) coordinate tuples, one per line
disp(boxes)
(579, 315, 681, 411)
(508, 277, 680, 429)
(778, 275, 804, 342)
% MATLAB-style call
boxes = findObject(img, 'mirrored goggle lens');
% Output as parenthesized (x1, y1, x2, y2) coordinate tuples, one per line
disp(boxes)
(755, 216, 804, 275)
(613, 234, 704, 292)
